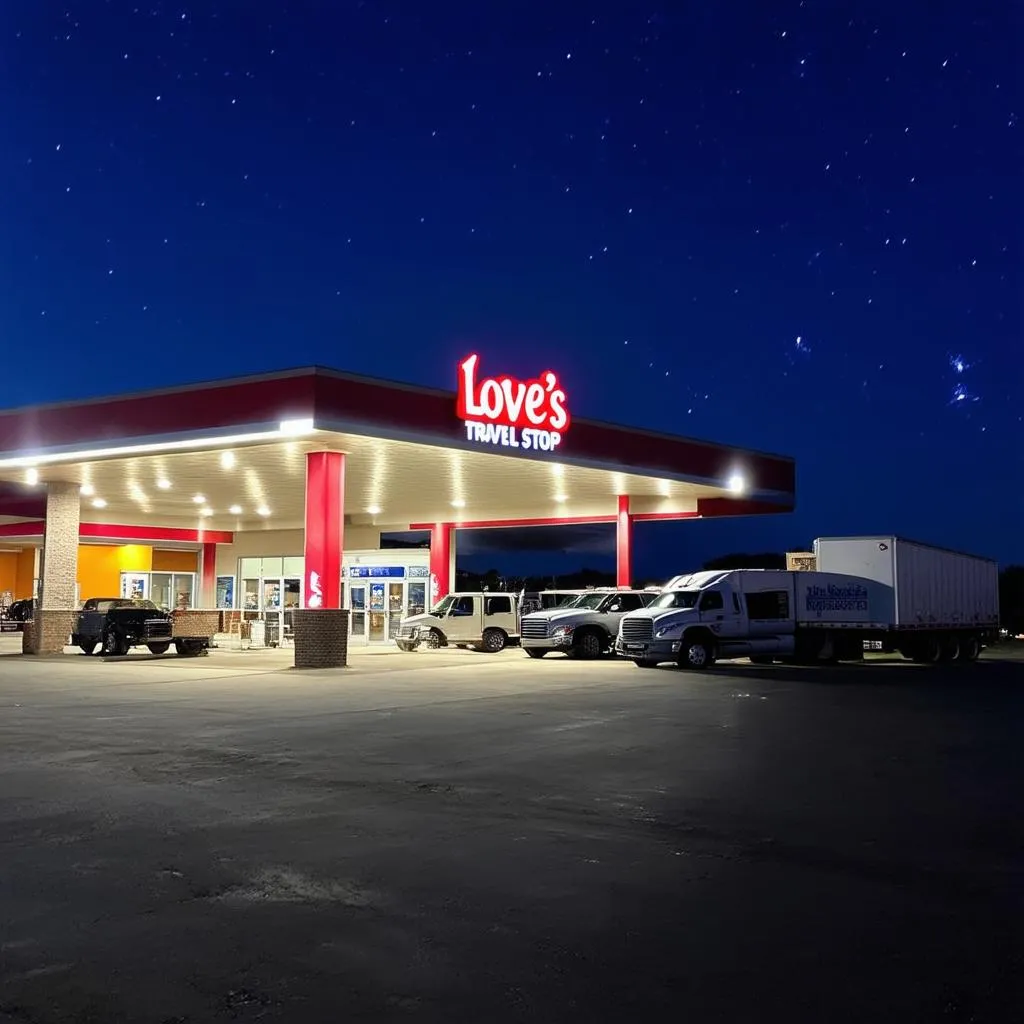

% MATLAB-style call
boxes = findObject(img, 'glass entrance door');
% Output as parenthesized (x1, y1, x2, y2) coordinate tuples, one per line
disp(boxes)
(281, 577, 301, 641)
(367, 582, 386, 641)
(350, 584, 366, 640)
(386, 582, 405, 639)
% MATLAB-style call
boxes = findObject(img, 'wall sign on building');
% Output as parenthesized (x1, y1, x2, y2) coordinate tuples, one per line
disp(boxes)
(456, 353, 569, 452)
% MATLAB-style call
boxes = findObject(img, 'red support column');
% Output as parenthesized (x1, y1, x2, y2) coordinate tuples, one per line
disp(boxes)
(429, 523, 453, 604)
(616, 495, 633, 588)
(304, 451, 345, 608)
(200, 542, 217, 606)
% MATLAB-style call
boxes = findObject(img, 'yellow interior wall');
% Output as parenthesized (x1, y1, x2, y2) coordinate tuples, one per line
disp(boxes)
(152, 549, 198, 573)
(15, 549, 35, 599)
(0, 552, 17, 596)
(77, 544, 154, 598)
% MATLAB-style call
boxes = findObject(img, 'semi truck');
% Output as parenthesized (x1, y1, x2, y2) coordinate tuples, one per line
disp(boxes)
(615, 535, 1000, 669)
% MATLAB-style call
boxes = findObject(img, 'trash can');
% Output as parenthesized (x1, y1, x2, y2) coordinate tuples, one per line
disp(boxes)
(264, 619, 281, 647)
(249, 620, 266, 648)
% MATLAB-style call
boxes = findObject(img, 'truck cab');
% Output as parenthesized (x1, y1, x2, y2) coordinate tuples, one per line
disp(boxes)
(521, 587, 658, 659)
(395, 591, 519, 653)
(616, 570, 798, 668)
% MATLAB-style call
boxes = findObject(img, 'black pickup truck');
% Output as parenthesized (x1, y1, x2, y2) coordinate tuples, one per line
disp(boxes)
(71, 598, 185, 656)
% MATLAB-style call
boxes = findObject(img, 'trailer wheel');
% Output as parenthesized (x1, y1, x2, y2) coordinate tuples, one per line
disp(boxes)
(960, 634, 981, 662)
(940, 635, 961, 662)
(912, 634, 942, 663)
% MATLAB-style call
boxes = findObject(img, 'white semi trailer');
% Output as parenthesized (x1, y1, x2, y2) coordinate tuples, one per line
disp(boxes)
(615, 535, 1000, 669)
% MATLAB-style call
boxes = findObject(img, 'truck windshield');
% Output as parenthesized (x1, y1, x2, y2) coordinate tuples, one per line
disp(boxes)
(649, 590, 700, 610)
(568, 593, 611, 611)
(430, 596, 454, 616)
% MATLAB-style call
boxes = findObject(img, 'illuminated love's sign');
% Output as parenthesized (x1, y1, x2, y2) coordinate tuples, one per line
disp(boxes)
(456, 353, 569, 452)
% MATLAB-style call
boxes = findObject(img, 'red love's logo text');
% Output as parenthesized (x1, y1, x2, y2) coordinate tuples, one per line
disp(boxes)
(456, 353, 570, 434)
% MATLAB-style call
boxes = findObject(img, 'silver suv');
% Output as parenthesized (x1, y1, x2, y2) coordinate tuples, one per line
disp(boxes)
(520, 588, 658, 659)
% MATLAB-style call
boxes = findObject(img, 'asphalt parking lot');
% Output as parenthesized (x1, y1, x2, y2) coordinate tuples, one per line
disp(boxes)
(1, 644, 1022, 1022)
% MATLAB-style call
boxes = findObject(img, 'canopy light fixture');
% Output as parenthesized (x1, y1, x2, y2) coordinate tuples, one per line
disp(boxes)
(191, 494, 206, 504)
(228, 505, 242, 515)
(256, 505, 271, 516)
(92, 498, 107, 508)
(220, 451, 236, 469)
(366, 505, 382, 515)
(727, 473, 747, 495)
(156, 478, 172, 489)
(450, 499, 466, 509)
(0, 416, 316, 470)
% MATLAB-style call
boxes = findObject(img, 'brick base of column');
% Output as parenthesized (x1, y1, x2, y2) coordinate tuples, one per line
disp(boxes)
(23, 610, 77, 655)
(171, 610, 222, 638)
(292, 609, 349, 669)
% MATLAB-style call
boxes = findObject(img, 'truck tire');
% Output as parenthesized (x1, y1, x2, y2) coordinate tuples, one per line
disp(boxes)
(524, 648, 546, 658)
(572, 629, 605, 660)
(678, 633, 716, 670)
(79, 641, 98, 655)
(940, 635, 960, 662)
(147, 642, 171, 656)
(425, 629, 444, 649)
(749, 655, 774, 665)
(102, 629, 128, 657)
(633, 659, 657, 668)
(960, 634, 982, 661)
(912, 634, 942, 663)
(481, 628, 507, 653)
(395, 639, 418, 652)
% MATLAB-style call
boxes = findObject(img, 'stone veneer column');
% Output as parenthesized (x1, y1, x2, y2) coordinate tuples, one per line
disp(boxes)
(26, 481, 81, 655)
(292, 608, 349, 669)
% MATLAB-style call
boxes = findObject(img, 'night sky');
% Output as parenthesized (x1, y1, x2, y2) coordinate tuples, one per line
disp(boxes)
(3, 2, 1021, 574)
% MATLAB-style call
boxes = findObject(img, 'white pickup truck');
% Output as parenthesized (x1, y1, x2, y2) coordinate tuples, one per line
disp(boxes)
(615, 536, 999, 669)
(520, 587, 658, 659)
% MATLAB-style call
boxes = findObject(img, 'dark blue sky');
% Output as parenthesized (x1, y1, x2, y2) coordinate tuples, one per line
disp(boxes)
(3, 2, 1021, 572)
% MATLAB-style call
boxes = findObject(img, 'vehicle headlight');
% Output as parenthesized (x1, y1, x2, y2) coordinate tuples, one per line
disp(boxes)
(655, 625, 681, 639)
(552, 625, 574, 637)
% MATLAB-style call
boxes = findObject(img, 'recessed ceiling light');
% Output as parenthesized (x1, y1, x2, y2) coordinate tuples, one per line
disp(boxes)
(366, 505, 382, 515)
(156, 478, 171, 489)
(228, 504, 242, 515)
(80, 483, 95, 496)
(553, 494, 567, 503)
(192, 494, 206, 504)
(256, 505, 271, 516)
(199, 507, 213, 517)
(25, 468, 39, 485)
(450, 499, 466, 508)
(551, 464, 565, 477)
(220, 451, 236, 469)
(92, 498, 107, 508)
